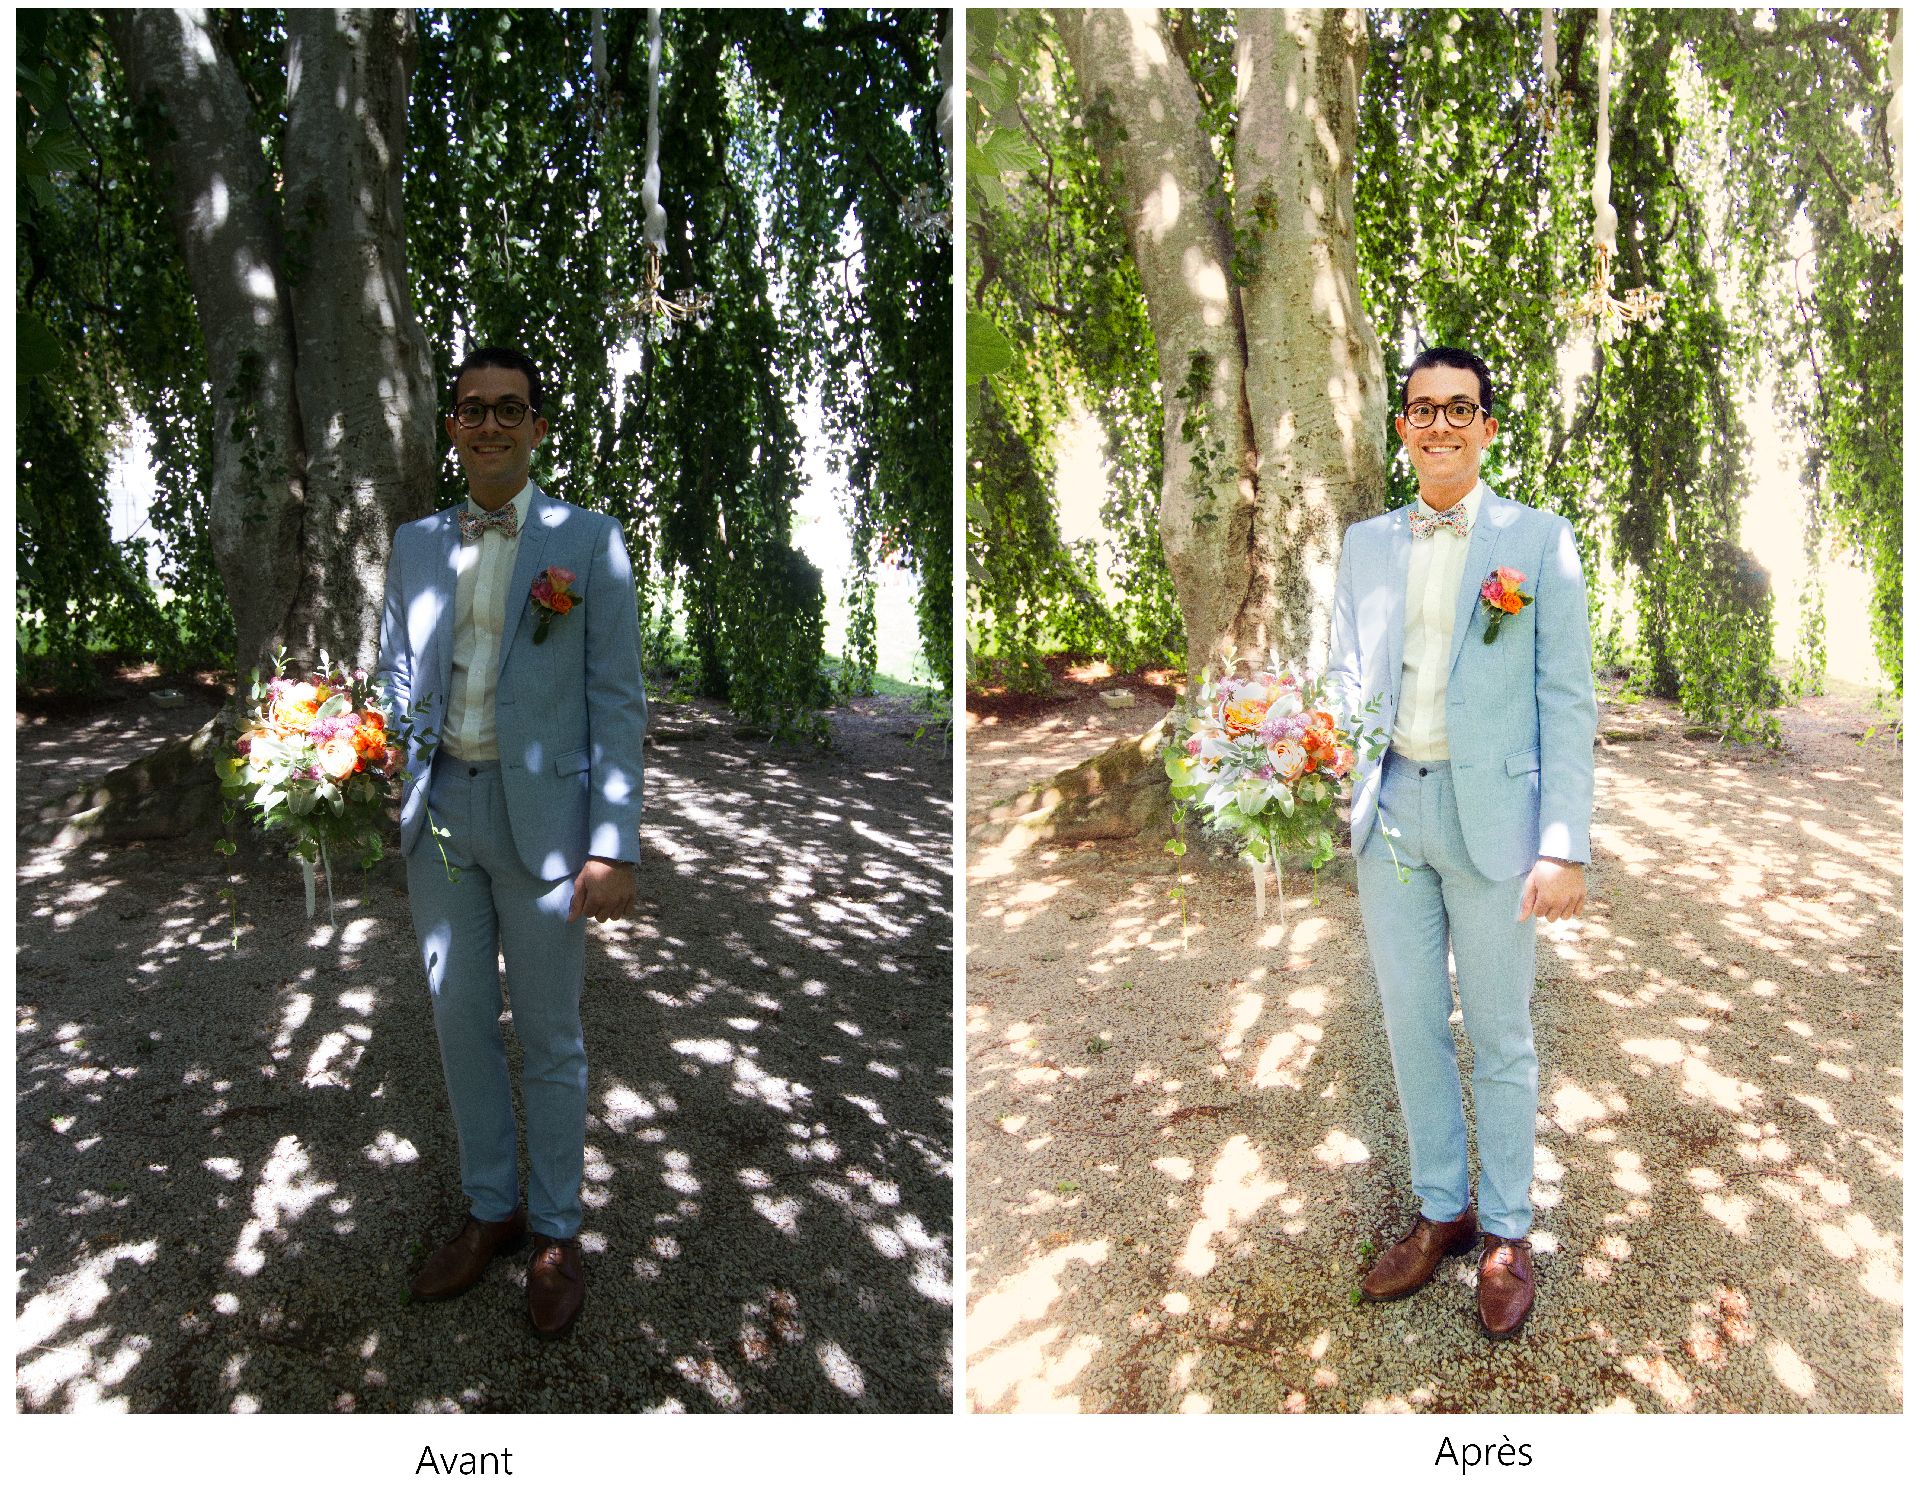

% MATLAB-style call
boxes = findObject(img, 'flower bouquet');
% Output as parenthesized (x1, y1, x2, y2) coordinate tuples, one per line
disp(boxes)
(215, 651, 415, 926)
(1162, 652, 1385, 921)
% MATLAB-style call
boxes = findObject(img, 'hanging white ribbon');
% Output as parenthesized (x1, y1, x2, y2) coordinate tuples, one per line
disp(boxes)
(1251, 851, 1285, 935)
(1541, 7, 1558, 101)
(641, 7, 668, 253)
(296, 835, 337, 929)
(1892, 12, 1904, 190)
(1592, 7, 1617, 254)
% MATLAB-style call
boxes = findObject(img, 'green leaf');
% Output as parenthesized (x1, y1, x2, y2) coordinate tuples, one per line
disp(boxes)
(22, 128, 90, 179)
(968, 168, 1009, 213)
(966, 312, 1016, 380)
(17, 312, 64, 383)
(975, 129, 1045, 175)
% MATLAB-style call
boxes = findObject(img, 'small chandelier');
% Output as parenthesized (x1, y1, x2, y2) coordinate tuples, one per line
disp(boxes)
(633, 243, 713, 341)
(1555, 243, 1667, 343)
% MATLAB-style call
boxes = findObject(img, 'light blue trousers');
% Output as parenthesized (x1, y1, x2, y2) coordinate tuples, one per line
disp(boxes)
(406, 753, 588, 1239)
(1355, 753, 1539, 1240)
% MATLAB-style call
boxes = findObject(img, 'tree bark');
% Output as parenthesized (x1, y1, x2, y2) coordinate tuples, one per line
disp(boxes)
(281, 9, 439, 663)
(107, 7, 309, 681)
(985, 10, 1388, 849)
(1233, 9, 1386, 670)
(1057, 8, 1259, 688)
(1058, 8, 1386, 688)
(108, 8, 436, 682)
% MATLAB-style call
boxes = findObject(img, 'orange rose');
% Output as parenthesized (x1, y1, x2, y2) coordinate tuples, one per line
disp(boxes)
(1223, 699, 1266, 736)
(1499, 590, 1525, 614)
(548, 593, 574, 615)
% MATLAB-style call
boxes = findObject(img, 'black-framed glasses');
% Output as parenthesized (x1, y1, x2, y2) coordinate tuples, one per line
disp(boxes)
(1403, 397, 1488, 429)
(453, 398, 534, 429)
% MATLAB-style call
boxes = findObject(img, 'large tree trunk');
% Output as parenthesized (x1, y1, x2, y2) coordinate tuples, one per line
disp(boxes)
(63, 10, 437, 845)
(106, 8, 310, 681)
(988, 9, 1386, 850)
(1233, 9, 1387, 671)
(1060, 8, 1385, 685)
(1056, 8, 1258, 687)
(280, 9, 440, 661)
(108, 9, 436, 682)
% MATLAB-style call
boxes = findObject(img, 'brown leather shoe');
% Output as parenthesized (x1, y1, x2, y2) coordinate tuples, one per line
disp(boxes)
(409, 1207, 528, 1302)
(526, 1234, 584, 1339)
(1359, 1208, 1478, 1301)
(1477, 1234, 1535, 1340)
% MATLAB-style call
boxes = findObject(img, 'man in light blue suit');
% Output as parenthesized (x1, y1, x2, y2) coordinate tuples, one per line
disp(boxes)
(376, 346, 647, 1339)
(1326, 347, 1596, 1341)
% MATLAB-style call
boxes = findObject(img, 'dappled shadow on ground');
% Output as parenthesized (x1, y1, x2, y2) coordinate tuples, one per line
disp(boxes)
(17, 695, 953, 1413)
(964, 691, 1901, 1413)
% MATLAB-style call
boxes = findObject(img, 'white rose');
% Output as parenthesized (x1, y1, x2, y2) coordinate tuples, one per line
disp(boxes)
(318, 737, 359, 780)
(1268, 740, 1308, 781)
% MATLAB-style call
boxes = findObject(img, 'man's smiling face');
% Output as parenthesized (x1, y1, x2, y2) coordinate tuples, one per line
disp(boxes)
(447, 365, 548, 500)
(1397, 364, 1497, 505)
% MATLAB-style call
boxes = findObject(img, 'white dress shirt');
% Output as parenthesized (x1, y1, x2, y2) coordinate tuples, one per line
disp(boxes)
(1391, 479, 1488, 762)
(441, 482, 532, 761)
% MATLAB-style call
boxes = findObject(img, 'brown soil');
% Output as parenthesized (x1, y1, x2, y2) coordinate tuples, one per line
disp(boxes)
(17, 685, 953, 1412)
(965, 671, 1901, 1414)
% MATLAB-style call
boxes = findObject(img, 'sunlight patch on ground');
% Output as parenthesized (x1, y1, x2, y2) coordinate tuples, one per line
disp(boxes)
(969, 1323, 1101, 1412)
(16, 1239, 159, 1375)
(1310, 1129, 1370, 1167)
(361, 1130, 419, 1167)
(1177, 1135, 1290, 1275)
(1766, 1339, 1817, 1399)
(1250, 1021, 1322, 1090)
(968, 1239, 1108, 1356)
(228, 1135, 336, 1277)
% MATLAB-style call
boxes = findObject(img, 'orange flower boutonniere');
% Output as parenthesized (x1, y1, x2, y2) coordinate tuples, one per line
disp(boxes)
(530, 566, 579, 644)
(1478, 567, 1533, 643)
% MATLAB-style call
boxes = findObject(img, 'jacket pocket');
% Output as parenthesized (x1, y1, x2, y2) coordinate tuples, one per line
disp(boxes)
(555, 748, 590, 777)
(1505, 747, 1540, 777)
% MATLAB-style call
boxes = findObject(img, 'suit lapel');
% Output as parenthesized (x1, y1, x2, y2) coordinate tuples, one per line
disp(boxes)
(1447, 488, 1499, 682)
(1383, 506, 1413, 695)
(425, 508, 461, 708)
(497, 484, 554, 681)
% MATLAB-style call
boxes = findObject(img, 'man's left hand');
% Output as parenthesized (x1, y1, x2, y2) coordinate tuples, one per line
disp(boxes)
(568, 857, 637, 923)
(1518, 857, 1585, 923)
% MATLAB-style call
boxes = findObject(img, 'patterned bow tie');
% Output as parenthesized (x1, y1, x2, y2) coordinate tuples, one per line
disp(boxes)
(459, 504, 520, 542)
(1410, 504, 1469, 539)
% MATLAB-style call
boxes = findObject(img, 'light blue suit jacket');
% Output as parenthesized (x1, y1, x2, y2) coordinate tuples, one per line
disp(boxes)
(375, 484, 649, 882)
(1326, 487, 1597, 883)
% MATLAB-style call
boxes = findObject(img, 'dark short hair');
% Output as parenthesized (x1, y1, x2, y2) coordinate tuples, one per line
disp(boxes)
(452, 345, 543, 414)
(1401, 345, 1493, 417)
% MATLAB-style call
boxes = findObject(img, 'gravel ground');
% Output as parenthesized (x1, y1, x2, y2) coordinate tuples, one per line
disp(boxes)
(17, 683, 953, 1413)
(965, 683, 1901, 1414)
